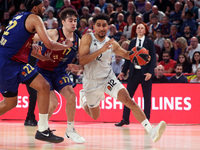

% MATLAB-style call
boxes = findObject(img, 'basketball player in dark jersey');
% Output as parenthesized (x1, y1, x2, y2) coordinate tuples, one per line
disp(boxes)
(0, 0, 73, 143)
(33, 8, 85, 143)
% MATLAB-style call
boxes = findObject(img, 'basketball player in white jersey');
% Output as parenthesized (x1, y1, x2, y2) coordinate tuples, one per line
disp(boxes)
(79, 13, 166, 143)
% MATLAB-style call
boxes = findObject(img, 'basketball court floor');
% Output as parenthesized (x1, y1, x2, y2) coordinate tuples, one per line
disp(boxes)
(0, 120, 199, 150)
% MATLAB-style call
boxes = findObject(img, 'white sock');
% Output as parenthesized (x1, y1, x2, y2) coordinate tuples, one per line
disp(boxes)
(38, 113, 48, 132)
(141, 119, 152, 133)
(67, 121, 74, 131)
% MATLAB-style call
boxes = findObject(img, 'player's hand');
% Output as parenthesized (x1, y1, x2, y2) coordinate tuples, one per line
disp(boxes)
(43, 50, 54, 62)
(117, 72, 125, 80)
(32, 44, 42, 52)
(64, 39, 73, 48)
(100, 38, 114, 53)
(146, 55, 151, 63)
(144, 73, 152, 81)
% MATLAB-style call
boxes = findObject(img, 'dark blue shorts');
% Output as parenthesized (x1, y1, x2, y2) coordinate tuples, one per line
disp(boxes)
(0, 58, 38, 96)
(36, 67, 73, 91)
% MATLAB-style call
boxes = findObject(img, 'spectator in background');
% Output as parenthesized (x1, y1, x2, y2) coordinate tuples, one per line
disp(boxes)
(111, 55, 125, 77)
(106, 3, 116, 24)
(150, 5, 165, 22)
(82, 0, 95, 15)
(191, 51, 200, 73)
(135, 0, 146, 14)
(52, 20, 59, 29)
(131, 15, 149, 39)
(180, 10, 197, 36)
(108, 24, 122, 42)
(169, 63, 188, 83)
(43, 0, 54, 20)
(177, 53, 192, 73)
(92, 7, 101, 16)
(143, 1, 152, 24)
(152, 65, 169, 83)
(160, 16, 171, 38)
(82, 17, 94, 35)
(154, 29, 165, 49)
(118, 34, 128, 46)
(162, 39, 175, 61)
(182, 26, 193, 45)
(0, 12, 10, 27)
(174, 37, 188, 61)
(46, 10, 57, 29)
(168, 25, 181, 43)
(186, 37, 200, 61)
(196, 25, 200, 43)
(149, 15, 161, 37)
(96, 0, 107, 13)
(78, 19, 88, 35)
(169, 2, 182, 29)
(123, 15, 135, 40)
(59, 0, 75, 12)
(158, 51, 177, 73)
(114, 2, 127, 24)
(80, 6, 91, 22)
(19, 2, 26, 11)
(190, 67, 200, 83)
(115, 13, 127, 33)
(125, 2, 140, 23)
(181, 0, 198, 21)
(165, 0, 176, 16)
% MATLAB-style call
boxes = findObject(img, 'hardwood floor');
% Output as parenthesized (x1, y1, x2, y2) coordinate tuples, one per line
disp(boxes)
(0, 120, 199, 150)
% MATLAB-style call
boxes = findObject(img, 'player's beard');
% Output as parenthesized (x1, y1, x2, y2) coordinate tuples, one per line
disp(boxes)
(37, 9, 44, 19)
(96, 30, 106, 38)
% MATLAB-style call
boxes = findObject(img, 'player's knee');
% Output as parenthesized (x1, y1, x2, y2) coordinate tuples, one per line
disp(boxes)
(66, 91, 76, 106)
(39, 80, 50, 92)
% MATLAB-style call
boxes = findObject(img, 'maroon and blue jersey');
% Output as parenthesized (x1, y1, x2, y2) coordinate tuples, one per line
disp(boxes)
(0, 12, 34, 63)
(36, 28, 79, 72)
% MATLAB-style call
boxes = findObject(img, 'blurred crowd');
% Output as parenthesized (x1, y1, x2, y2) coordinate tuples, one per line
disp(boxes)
(1, 0, 200, 83)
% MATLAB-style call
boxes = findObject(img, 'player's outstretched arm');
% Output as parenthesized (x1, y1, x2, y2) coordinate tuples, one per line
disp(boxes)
(79, 34, 114, 66)
(27, 14, 72, 50)
(112, 41, 130, 60)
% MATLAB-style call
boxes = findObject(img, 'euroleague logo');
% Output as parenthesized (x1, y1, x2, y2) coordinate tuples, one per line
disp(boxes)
(53, 90, 63, 115)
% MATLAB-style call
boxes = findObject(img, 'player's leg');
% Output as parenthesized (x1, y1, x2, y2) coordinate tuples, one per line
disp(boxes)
(29, 74, 64, 143)
(117, 88, 166, 143)
(79, 89, 101, 120)
(60, 85, 85, 143)
(0, 96, 18, 115)
(48, 90, 58, 119)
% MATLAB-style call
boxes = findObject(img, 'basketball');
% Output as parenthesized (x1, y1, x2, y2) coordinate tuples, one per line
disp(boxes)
(129, 46, 149, 66)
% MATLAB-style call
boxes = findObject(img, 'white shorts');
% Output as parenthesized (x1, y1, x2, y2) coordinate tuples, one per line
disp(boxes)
(82, 71, 125, 108)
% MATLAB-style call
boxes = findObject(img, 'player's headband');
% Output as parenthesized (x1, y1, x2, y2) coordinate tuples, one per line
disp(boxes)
(25, 0, 43, 11)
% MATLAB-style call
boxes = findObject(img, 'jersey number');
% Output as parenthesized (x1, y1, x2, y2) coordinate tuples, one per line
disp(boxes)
(23, 64, 34, 74)
(4, 20, 17, 36)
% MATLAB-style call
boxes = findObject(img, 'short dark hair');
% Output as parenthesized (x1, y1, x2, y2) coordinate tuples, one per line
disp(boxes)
(175, 63, 183, 69)
(60, 8, 79, 21)
(93, 13, 110, 24)
(24, 0, 42, 11)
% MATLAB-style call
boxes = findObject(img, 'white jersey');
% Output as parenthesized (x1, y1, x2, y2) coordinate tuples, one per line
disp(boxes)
(83, 33, 113, 79)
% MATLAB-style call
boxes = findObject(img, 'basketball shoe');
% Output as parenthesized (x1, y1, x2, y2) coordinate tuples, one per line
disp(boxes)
(65, 128, 85, 143)
(35, 128, 64, 143)
(79, 90, 86, 109)
(150, 121, 166, 143)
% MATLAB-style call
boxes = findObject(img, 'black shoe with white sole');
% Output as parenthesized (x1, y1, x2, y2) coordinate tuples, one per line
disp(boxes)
(35, 128, 64, 143)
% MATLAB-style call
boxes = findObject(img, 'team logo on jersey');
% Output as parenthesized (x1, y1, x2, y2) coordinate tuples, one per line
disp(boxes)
(107, 79, 117, 91)
(59, 80, 63, 85)
(21, 71, 27, 77)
